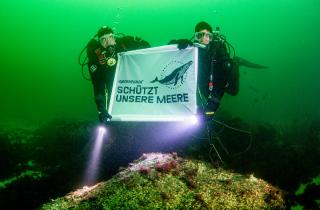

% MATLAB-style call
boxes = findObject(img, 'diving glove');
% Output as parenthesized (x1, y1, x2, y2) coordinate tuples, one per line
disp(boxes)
(177, 39, 193, 50)
(205, 104, 216, 121)
(197, 107, 215, 122)
(169, 39, 193, 50)
(99, 111, 112, 124)
(203, 96, 220, 121)
(207, 94, 220, 111)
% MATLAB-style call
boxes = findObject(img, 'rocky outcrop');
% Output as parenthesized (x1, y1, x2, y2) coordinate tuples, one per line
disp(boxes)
(40, 152, 285, 209)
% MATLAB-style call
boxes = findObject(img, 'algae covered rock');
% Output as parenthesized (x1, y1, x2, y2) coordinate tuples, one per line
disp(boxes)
(40, 153, 285, 209)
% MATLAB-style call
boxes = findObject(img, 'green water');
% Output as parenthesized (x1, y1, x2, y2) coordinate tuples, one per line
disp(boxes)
(1, 0, 319, 126)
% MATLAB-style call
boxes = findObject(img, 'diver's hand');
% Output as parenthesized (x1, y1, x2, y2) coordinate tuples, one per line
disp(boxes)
(204, 105, 216, 121)
(198, 107, 215, 122)
(99, 111, 112, 124)
(176, 39, 193, 50)
(203, 97, 220, 121)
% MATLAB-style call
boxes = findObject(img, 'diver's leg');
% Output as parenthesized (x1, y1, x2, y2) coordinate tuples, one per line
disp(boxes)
(90, 70, 111, 123)
(234, 56, 268, 69)
(92, 81, 107, 121)
(105, 76, 114, 109)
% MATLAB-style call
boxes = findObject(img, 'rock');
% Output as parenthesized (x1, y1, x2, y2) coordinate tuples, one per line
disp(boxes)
(39, 153, 285, 209)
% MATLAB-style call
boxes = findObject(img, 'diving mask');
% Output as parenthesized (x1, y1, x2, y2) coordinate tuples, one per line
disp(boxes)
(100, 33, 115, 41)
(100, 33, 116, 48)
(194, 31, 213, 42)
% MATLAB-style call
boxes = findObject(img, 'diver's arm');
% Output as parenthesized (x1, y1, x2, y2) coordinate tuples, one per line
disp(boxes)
(168, 39, 193, 50)
(116, 35, 151, 52)
(86, 39, 99, 66)
(168, 39, 178, 45)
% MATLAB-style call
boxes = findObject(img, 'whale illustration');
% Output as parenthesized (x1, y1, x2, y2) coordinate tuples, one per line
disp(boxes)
(150, 61, 193, 86)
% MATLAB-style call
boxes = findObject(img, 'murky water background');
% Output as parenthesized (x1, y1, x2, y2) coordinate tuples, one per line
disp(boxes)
(1, 0, 319, 126)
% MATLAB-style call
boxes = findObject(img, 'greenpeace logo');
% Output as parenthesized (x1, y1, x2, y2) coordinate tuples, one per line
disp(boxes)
(119, 80, 144, 84)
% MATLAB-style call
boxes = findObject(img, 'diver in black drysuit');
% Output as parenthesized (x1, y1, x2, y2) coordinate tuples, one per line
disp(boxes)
(87, 26, 117, 123)
(170, 21, 232, 119)
(196, 39, 232, 115)
(86, 26, 151, 124)
(171, 21, 268, 119)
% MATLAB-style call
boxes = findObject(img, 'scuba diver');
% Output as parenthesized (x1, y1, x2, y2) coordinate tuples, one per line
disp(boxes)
(79, 26, 150, 124)
(86, 26, 117, 124)
(170, 21, 232, 119)
(170, 21, 268, 119)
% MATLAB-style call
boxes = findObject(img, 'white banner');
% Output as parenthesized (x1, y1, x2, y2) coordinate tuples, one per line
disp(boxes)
(108, 45, 198, 121)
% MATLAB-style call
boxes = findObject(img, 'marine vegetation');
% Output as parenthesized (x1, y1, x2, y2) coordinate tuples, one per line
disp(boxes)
(40, 153, 285, 209)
